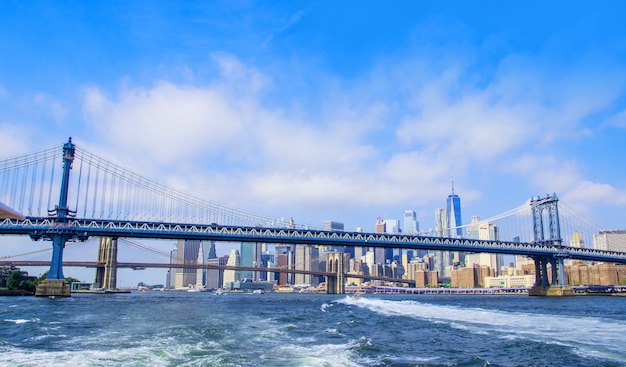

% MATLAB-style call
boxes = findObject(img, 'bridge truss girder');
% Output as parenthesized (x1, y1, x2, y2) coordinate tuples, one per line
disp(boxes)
(3, 217, 626, 264)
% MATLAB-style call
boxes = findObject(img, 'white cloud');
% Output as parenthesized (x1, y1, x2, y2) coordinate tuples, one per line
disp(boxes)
(77, 48, 626, 229)
(607, 109, 626, 128)
(506, 154, 626, 216)
(0, 123, 31, 157)
(33, 92, 68, 122)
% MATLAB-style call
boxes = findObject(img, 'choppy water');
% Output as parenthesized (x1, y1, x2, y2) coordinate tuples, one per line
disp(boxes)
(1, 292, 626, 366)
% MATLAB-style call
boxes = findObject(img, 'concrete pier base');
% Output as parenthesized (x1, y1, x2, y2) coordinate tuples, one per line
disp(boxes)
(529, 285, 574, 297)
(35, 279, 71, 297)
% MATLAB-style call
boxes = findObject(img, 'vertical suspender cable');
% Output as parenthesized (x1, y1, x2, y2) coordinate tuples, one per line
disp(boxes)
(109, 167, 116, 219)
(28, 161, 38, 216)
(92, 163, 99, 218)
(74, 155, 84, 216)
(100, 161, 108, 218)
(17, 155, 28, 212)
(37, 154, 47, 217)
(47, 152, 57, 213)
(9, 158, 19, 208)
(117, 170, 124, 219)
(83, 157, 92, 219)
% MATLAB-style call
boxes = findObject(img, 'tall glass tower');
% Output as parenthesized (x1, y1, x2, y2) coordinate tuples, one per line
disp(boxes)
(447, 177, 462, 237)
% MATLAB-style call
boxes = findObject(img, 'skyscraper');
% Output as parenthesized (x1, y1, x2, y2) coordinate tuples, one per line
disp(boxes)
(295, 244, 320, 286)
(223, 249, 241, 286)
(434, 208, 452, 279)
(169, 239, 201, 289)
(447, 177, 462, 237)
(374, 219, 386, 264)
(384, 219, 400, 262)
(403, 210, 419, 234)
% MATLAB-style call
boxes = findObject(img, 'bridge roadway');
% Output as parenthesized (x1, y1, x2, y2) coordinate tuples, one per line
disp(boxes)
(0, 260, 416, 286)
(2, 217, 626, 263)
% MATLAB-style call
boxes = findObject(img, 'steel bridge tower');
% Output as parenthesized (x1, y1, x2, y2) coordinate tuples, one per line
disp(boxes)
(34, 138, 86, 297)
(528, 194, 573, 296)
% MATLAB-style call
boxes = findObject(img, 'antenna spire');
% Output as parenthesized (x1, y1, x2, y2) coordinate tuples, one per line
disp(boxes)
(451, 175, 455, 195)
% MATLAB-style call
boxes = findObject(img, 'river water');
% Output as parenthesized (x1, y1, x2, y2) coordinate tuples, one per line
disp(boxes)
(1, 292, 626, 366)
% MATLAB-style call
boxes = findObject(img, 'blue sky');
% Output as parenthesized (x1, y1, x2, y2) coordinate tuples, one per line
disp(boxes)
(2, 1, 626, 285)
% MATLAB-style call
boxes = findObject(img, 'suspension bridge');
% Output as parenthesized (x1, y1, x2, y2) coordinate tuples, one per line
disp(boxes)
(1, 139, 625, 296)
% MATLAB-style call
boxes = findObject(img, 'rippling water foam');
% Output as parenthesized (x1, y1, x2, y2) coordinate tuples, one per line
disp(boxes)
(2, 293, 626, 366)
(339, 295, 626, 363)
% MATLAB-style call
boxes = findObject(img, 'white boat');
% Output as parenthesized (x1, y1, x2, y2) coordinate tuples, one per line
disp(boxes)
(215, 288, 224, 296)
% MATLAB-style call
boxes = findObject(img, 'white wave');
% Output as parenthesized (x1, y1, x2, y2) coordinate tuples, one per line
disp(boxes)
(338, 296, 626, 362)
(274, 337, 368, 367)
(4, 319, 31, 324)
(0, 343, 227, 367)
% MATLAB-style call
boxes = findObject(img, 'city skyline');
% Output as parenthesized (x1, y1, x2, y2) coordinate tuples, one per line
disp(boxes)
(2, 2, 626, 286)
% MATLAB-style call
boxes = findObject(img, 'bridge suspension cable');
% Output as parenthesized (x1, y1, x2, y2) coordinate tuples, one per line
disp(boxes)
(70, 147, 295, 227)
(118, 238, 171, 258)
(0, 143, 299, 228)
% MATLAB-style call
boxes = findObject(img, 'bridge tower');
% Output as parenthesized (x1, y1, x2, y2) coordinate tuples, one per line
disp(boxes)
(95, 237, 118, 290)
(528, 194, 573, 296)
(35, 138, 82, 297)
(325, 252, 345, 294)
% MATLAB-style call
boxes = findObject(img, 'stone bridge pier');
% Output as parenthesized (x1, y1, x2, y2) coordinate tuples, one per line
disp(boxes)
(325, 252, 345, 294)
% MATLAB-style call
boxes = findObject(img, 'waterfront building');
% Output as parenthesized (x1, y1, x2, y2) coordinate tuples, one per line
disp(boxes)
(414, 270, 438, 287)
(404, 259, 428, 281)
(465, 217, 502, 275)
(450, 265, 492, 288)
(276, 252, 294, 285)
(401, 253, 410, 275)
(168, 239, 201, 289)
(240, 242, 262, 281)
(434, 208, 452, 278)
(294, 244, 320, 286)
(195, 245, 204, 288)
(383, 218, 400, 262)
(593, 230, 626, 252)
(391, 261, 404, 278)
(484, 274, 535, 288)
(374, 219, 386, 264)
(567, 263, 626, 286)
(205, 256, 228, 289)
(365, 250, 375, 274)
(223, 249, 240, 287)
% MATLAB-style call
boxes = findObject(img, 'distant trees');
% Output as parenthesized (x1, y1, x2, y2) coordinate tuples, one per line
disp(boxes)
(6, 271, 37, 292)
(6, 271, 22, 290)
(4, 271, 81, 292)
